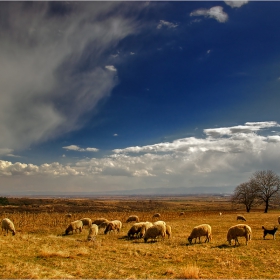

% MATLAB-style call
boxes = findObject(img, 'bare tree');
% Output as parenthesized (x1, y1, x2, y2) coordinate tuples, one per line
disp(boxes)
(251, 170, 280, 213)
(231, 181, 258, 212)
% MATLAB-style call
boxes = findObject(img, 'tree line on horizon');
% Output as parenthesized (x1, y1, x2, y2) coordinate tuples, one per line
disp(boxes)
(231, 170, 280, 213)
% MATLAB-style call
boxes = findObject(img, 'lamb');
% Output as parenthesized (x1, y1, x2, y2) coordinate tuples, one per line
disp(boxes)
(188, 224, 212, 244)
(80, 218, 92, 228)
(1, 218, 16, 236)
(126, 215, 139, 223)
(65, 220, 83, 235)
(237, 215, 246, 221)
(92, 218, 109, 226)
(87, 224, 99, 241)
(104, 220, 122, 234)
(262, 226, 278, 240)
(166, 225, 172, 238)
(227, 224, 252, 246)
(143, 225, 166, 243)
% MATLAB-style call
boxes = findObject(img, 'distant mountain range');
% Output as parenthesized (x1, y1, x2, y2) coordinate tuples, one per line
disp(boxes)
(2, 186, 234, 197)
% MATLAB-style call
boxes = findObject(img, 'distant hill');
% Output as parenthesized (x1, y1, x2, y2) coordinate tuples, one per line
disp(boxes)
(2, 186, 234, 197)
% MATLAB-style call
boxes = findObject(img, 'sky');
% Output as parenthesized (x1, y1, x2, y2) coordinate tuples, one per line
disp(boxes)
(1, 1, 280, 195)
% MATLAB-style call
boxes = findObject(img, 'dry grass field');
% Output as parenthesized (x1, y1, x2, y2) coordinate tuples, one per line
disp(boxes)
(1, 195, 280, 279)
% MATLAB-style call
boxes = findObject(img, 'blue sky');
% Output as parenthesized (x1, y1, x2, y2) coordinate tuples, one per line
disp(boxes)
(1, 1, 280, 194)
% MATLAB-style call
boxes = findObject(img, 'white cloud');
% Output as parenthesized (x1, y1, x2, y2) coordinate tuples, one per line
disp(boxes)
(0, 2, 142, 152)
(224, 1, 249, 8)
(157, 20, 178, 29)
(105, 65, 117, 72)
(1, 121, 280, 193)
(190, 6, 228, 23)
(63, 145, 99, 152)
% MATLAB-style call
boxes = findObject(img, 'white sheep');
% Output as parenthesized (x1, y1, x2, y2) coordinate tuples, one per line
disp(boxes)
(237, 215, 246, 221)
(92, 218, 109, 226)
(227, 224, 252, 246)
(104, 220, 122, 234)
(188, 224, 212, 244)
(1, 218, 16, 236)
(126, 215, 140, 223)
(80, 218, 92, 228)
(87, 224, 99, 241)
(153, 220, 166, 227)
(65, 220, 83, 235)
(144, 225, 166, 243)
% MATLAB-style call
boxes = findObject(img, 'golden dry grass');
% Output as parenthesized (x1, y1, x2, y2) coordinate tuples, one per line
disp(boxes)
(0, 197, 280, 278)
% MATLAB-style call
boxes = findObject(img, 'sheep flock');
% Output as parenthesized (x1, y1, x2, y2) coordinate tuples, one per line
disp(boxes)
(2, 211, 279, 248)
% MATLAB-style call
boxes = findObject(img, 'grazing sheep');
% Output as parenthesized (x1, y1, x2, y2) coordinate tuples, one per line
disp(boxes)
(152, 213, 161, 219)
(65, 220, 83, 235)
(166, 225, 172, 238)
(126, 215, 140, 223)
(87, 224, 99, 241)
(144, 225, 166, 243)
(153, 220, 166, 227)
(188, 224, 212, 244)
(104, 220, 122, 235)
(278, 216, 280, 225)
(1, 218, 16, 236)
(127, 222, 146, 239)
(65, 213, 72, 218)
(227, 224, 252, 246)
(92, 218, 109, 226)
(139, 222, 154, 238)
(179, 212, 185, 216)
(237, 215, 246, 221)
(80, 218, 92, 228)
(262, 226, 278, 240)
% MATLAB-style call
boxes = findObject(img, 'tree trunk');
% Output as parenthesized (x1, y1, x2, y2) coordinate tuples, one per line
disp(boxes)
(264, 200, 269, 213)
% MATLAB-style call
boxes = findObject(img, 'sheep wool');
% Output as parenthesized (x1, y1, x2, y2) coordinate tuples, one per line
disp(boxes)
(92, 218, 109, 226)
(139, 222, 153, 238)
(188, 224, 212, 244)
(227, 224, 252, 246)
(127, 222, 146, 239)
(87, 224, 98, 241)
(1, 218, 16, 236)
(126, 215, 140, 223)
(166, 225, 172, 238)
(144, 225, 166, 243)
(104, 220, 122, 234)
(80, 218, 92, 228)
(65, 220, 83, 235)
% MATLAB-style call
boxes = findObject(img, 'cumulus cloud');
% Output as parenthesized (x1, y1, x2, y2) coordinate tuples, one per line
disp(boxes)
(0, 2, 142, 152)
(224, 1, 249, 8)
(63, 145, 99, 152)
(157, 20, 178, 29)
(1, 121, 280, 192)
(190, 6, 228, 23)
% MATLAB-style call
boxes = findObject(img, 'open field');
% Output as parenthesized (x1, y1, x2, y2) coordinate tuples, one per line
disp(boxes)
(1, 195, 280, 279)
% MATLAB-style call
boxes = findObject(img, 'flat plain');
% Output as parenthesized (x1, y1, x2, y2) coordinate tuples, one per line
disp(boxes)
(0, 195, 280, 279)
